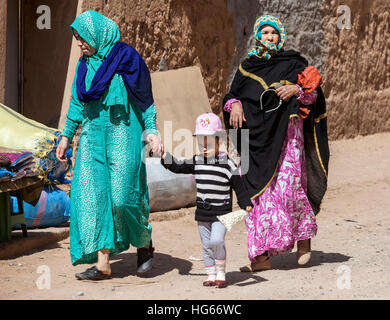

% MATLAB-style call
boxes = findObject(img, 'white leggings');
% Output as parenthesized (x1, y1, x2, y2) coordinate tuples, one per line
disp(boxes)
(197, 221, 227, 267)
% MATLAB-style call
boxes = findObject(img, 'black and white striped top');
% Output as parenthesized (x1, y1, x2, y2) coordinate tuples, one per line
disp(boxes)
(161, 152, 253, 222)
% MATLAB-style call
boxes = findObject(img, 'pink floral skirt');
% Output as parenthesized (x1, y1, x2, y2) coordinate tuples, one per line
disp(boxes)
(245, 117, 317, 261)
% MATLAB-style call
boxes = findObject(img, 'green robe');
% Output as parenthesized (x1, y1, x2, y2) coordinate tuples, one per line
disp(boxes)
(62, 11, 157, 265)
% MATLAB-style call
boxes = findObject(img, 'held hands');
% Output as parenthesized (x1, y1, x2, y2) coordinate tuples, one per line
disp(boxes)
(229, 102, 246, 129)
(146, 133, 163, 157)
(275, 84, 299, 101)
(56, 137, 70, 162)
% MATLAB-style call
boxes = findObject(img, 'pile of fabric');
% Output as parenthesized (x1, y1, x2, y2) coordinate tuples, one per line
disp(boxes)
(0, 103, 72, 185)
(0, 103, 72, 229)
(0, 151, 40, 182)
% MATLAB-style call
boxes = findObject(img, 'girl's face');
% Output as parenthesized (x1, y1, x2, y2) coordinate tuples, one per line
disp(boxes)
(197, 136, 219, 158)
(260, 25, 279, 45)
(73, 29, 96, 56)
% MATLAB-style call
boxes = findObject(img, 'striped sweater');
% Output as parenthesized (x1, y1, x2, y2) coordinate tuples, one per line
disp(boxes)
(161, 152, 253, 222)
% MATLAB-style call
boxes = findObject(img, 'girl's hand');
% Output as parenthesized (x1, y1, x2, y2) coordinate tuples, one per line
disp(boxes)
(146, 133, 162, 156)
(275, 85, 299, 101)
(160, 143, 166, 159)
(245, 206, 252, 212)
(56, 137, 70, 162)
(230, 102, 246, 129)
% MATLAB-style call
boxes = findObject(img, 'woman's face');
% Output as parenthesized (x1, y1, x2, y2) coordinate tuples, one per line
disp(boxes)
(73, 29, 96, 56)
(260, 25, 279, 45)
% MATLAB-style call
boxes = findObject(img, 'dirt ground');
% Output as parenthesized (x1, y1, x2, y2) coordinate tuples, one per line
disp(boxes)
(0, 132, 389, 300)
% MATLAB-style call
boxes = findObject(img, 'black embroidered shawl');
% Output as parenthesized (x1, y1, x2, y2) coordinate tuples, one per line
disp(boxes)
(223, 50, 329, 214)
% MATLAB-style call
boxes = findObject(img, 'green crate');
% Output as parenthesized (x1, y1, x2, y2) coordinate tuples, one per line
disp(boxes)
(0, 191, 27, 242)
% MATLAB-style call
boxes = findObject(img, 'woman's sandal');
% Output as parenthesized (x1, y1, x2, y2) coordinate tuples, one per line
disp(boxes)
(239, 257, 272, 272)
(75, 266, 111, 280)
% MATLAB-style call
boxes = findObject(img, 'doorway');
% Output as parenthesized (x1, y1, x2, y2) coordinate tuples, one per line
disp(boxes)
(3, 0, 78, 128)
(23, 0, 79, 128)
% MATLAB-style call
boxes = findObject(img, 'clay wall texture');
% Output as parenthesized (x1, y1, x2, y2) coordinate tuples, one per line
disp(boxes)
(82, 0, 236, 115)
(0, 0, 386, 140)
(80, 0, 389, 140)
(322, 0, 390, 138)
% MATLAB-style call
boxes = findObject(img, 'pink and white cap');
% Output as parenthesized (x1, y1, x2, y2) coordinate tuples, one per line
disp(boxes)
(193, 112, 223, 136)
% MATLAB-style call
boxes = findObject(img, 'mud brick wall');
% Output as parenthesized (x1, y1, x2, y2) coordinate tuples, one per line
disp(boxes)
(80, 0, 390, 139)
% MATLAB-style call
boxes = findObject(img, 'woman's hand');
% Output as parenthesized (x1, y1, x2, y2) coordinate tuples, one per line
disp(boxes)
(246, 206, 252, 212)
(146, 133, 162, 157)
(275, 85, 299, 101)
(229, 102, 246, 129)
(56, 137, 70, 162)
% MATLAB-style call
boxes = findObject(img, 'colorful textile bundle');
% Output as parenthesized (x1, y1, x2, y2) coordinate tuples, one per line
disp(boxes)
(0, 151, 40, 182)
(0, 167, 14, 181)
(0, 155, 11, 167)
(0, 103, 71, 184)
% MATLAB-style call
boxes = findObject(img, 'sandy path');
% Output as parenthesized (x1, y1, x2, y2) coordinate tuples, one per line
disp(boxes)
(1, 133, 389, 300)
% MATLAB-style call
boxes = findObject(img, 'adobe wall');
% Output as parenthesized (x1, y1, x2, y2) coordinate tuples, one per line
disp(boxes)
(82, 0, 235, 115)
(68, 0, 390, 139)
(322, 0, 390, 138)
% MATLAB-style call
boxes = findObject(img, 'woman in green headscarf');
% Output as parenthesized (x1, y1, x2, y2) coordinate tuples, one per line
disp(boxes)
(223, 15, 329, 272)
(56, 10, 162, 280)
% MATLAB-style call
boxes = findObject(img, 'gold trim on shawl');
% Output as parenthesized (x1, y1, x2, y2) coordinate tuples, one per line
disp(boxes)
(289, 114, 299, 119)
(313, 124, 328, 179)
(314, 113, 327, 123)
(250, 166, 278, 200)
(313, 121, 328, 215)
(239, 64, 269, 90)
(269, 80, 295, 88)
(238, 64, 296, 91)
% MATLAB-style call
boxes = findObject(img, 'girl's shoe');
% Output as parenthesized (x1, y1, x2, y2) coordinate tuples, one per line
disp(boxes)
(240, 257, 272, 272)
(137, 240, 155, 273)
(297, 239, 311, 265)
(215, 280, 227, 288)
(75, 266, 111, 280)
(215, 259, 227, 288)
(203, 280, 215, 286)
(203, 265, 216, 286)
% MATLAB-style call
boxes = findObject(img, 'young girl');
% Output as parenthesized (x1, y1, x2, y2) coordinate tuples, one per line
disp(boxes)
(160, 113, 252, 288)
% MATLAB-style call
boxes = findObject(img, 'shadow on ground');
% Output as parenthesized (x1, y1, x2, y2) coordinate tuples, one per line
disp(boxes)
(222, 250, 351, 287)
(269, 250, 352, 270)
(109, 252, 193, 279)
(0, 227, 69, 260)
(227, 271, 268, 287)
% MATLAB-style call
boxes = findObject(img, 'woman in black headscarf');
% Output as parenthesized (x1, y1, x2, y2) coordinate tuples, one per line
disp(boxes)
(223, 15, 329, 272)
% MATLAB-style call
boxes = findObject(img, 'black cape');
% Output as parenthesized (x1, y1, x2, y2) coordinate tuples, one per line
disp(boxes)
(223, 50, 329, 214)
